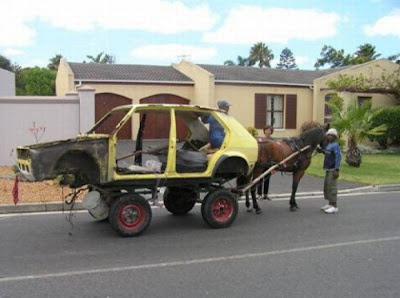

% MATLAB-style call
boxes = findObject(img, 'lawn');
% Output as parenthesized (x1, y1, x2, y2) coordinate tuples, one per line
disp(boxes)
(306, 153, 400, 185)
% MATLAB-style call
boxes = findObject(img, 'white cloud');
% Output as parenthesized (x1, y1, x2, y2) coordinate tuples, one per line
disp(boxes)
(295, 56, 309, 65)
(203, 6, 341, 44)
(20, 59, 47, 68)
(131, 44, 217, 62)
(0, 0, 218, 47)
(1, 48, 24, 56)
(364, 9, 400, 38)
(0, 19, 36, 47)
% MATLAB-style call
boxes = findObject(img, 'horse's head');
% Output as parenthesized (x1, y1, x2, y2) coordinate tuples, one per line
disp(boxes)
(300, 124, 326, 149)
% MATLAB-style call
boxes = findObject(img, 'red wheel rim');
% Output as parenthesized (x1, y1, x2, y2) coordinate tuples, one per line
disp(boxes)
(211, 197, 233, 222)
(118, 203, 145, 231)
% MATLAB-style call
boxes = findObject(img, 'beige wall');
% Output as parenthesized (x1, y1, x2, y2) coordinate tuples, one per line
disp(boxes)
(87, 83, 194, 103)
(214, 84, 314, 138)
(173, 60, 215, 106)
(313, 59, 400, 122)
(56, 58, 75, 96)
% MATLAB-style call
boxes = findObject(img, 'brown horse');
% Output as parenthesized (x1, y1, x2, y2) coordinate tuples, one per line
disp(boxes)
(238, 124, 327, 213)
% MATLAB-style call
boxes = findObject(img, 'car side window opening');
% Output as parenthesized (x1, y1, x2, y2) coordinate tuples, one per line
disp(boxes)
(115, 109, 223, 175)
(175, 111, 209, 173)
(116, 110, 171, 174)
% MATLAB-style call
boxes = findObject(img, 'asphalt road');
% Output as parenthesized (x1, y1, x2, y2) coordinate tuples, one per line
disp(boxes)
(0, 191, 399, 298)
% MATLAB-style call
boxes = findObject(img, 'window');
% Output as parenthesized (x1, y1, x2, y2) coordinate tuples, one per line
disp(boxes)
(267, 95, 283, 128)
(254, 94, 297, 129)
(324, 94, 334, 124)
(357, 96, 372, 106)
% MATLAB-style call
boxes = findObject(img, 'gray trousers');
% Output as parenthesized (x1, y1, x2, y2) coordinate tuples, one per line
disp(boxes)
(324, 171, 338, 205)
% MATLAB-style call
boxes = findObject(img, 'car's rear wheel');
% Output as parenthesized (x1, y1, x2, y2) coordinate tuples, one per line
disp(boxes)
(201, 189, 238, 228)
(109, 194, 152, 237)
(163, 187, 198, 215)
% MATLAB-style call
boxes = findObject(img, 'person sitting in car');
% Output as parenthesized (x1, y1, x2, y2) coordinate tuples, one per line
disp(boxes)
(201, 99, 231, 149)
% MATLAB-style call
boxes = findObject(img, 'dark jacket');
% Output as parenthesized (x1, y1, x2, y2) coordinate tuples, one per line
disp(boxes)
(323, 142, 342, 170)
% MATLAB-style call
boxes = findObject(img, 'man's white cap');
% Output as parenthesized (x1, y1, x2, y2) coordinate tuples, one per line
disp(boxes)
(326, 128, 338, 138)
(217, 99, 232, 109)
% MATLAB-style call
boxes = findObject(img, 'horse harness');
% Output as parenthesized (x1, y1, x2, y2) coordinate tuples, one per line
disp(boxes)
(255, 138, 312, 173)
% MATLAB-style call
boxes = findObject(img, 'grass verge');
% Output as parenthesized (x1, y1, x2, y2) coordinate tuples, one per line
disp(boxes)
(307, 153, 400, 185)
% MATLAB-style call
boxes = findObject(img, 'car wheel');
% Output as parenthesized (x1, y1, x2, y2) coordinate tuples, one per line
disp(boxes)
(163, 187, 198, 215)
(109, 194, 152, 237)
(201, 189, 238, 228)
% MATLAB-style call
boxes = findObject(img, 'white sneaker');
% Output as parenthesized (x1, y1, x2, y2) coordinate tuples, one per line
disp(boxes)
(320, 204, 331, 211)
(324, 206, 338, 214)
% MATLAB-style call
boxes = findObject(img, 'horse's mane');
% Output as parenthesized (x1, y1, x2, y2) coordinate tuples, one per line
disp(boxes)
(299, 125, 324, 148)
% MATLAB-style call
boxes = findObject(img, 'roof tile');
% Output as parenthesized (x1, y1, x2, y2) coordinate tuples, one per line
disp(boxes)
(69, 63, 193, 82)
(198, 64, 344, 85)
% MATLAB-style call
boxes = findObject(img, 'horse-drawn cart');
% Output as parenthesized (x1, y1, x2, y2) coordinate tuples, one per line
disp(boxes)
(16, 102, 325, 237)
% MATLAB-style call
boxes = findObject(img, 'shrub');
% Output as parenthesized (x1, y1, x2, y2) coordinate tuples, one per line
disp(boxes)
(369, 106, 400, 148)
(246, 126, 258, 137)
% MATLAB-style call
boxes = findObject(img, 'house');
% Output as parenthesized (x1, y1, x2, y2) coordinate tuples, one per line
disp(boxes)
(56, 59, 399, 139)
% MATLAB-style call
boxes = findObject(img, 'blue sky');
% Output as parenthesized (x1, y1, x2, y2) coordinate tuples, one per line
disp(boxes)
(1, 0, 399, 69)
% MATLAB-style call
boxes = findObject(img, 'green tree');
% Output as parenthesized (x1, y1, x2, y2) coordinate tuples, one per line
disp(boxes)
(86, 52, 115, 64)
(0, 55, 14, 71)
(223, 55, 251, 66)
(248, 42, 274, 68)
(276, 47, 298, 69)
(314, 45, 352, 69)
(327, 95, 386, 167)
(48, 54, 63, 71)
(223, 60, 235, 66)
(315, 43, 381, 69)
(352, 43, 381, 64)
(388, 53, 400, 64)
(18, 67, 56, 95)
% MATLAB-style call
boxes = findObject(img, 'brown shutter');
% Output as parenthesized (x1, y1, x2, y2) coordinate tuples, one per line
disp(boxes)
(254, 94, 266, 129)
(285, 94, 297, 129)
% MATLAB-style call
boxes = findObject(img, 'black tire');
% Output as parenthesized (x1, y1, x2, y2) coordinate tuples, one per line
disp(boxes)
(201, 189, 238, 229)
(109, 194, 152, 237)
(163, 187, 198, 215)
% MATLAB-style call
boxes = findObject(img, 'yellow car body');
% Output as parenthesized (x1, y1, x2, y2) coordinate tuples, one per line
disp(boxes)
(17, 104, 258, 188)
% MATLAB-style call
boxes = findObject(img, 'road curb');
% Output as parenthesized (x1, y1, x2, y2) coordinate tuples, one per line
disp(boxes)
(0, 202, 84, 214)
(1, 184, 400, 214)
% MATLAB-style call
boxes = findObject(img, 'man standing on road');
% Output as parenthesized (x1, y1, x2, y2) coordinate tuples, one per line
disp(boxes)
(318, 128, 342, 214)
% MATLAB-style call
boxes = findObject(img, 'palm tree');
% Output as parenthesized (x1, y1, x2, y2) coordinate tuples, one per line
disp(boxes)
(237, 55, 251, 66)
(353, 43, 381, 64)
(86, 52, 116, 64)
(48, 54, 63, 71)
(223, 60, 235, 66)
(248, 42, 274, 68)
(327, 95, 386, 167)
(223, 55, 251, 66)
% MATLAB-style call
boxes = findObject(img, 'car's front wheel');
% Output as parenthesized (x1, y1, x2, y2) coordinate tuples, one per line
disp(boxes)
(201, 189, 238, 228)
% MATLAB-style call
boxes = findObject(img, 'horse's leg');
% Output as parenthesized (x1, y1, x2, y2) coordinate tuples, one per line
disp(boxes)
(289, 170, 305, 212)
(251, 187, 262, 214)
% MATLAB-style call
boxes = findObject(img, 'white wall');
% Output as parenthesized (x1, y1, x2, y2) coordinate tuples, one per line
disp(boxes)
(0, 86, 97, 166)
(0, 96, 80, 166)
(0, 69, 15, 96)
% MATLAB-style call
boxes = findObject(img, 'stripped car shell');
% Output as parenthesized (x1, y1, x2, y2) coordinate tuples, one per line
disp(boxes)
(17, 104, 257, 188)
